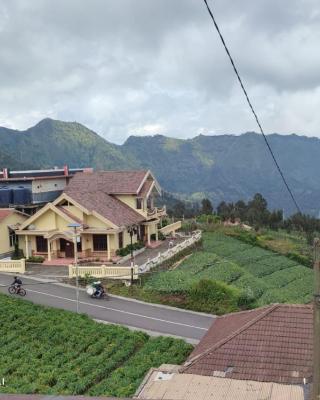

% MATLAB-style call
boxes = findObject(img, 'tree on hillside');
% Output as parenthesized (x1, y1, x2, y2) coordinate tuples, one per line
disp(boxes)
(172, 200, 186, 218)
(201, 198, 213, 215)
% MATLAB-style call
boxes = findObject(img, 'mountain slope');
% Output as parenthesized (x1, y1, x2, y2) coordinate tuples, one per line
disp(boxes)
(0, 118, 137, 170)
(1, 118, 320, 215)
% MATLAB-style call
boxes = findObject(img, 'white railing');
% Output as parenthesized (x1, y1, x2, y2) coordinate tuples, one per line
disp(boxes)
(138, 230, 202, 273)
(0, 259, 26, 274)
(68, 264, 139, 280)
(159, 221, 182, 235)
(147, 205, 167, 218)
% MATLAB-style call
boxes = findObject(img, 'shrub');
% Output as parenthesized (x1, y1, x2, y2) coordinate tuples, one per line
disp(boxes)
(26, 256, 45, 263)
(187, 279, 240, 314)
(158, 231, 166, 241)
(116, 241, 144, 257)
(80, 273, 95, 286)
(150, 233, 156, 241)
(11, 242, 24, 260)
(286, 251, 311, 268)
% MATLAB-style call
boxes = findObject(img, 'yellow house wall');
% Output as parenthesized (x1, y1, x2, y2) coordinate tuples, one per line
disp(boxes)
(61, 205, 83, 220)
(85, 215, 112, 229)
(31, 209, 56, 230)
(115, 195, 147, 217)
(0, 213, 27, 256)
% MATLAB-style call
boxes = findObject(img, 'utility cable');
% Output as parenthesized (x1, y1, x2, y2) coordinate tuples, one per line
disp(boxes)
(202, 0, 302, 214)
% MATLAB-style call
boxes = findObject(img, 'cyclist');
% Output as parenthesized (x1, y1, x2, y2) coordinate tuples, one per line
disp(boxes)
(12, 276, 23, 293)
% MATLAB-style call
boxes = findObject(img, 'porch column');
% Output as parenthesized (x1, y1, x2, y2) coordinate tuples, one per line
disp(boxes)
(25, 237, 29, 258)
(47, 239, 51, 261)
(147, 225, 151, 245)
(155, 226, 159, 241)
(107, 234, 110, 260)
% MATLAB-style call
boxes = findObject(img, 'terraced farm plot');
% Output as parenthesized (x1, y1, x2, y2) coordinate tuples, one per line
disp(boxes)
(0, 294, 192, 397)
(145, 231, 313, 305)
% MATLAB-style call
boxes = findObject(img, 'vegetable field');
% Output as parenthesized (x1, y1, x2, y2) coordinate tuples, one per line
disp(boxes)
(0, 294, 192, 397)
(145, 232, 313, 305)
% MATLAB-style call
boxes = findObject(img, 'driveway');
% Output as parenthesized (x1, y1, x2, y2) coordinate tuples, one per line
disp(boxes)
(0, 273, 214, 343)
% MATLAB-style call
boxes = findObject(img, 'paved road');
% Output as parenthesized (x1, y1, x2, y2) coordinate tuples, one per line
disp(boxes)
(0, 273, 214, 342)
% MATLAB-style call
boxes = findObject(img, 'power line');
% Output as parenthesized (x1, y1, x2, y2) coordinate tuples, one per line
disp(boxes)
(202, 0, 302, 214)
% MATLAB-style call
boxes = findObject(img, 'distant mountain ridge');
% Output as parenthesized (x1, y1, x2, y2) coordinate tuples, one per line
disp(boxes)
(0, 118, 319, 215)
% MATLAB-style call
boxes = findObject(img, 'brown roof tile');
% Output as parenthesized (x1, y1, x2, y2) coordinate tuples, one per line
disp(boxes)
(65, 190, 144, 227)
(138, 180, 154, 197)
(66, 170, 149, 194)
(182, 304, 313, 385)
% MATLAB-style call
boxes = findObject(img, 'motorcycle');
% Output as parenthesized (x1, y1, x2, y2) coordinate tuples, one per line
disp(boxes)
(86, 285, 108, 299)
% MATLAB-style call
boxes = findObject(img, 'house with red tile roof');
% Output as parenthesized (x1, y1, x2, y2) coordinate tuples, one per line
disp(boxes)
(182, 304, 312, 385)
(0, 208, 28, 258)
(136, 304, 312, 399)
(16, 170, 171, 263)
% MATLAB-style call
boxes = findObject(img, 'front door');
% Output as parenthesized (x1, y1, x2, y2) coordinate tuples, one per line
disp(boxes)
(65, 241, 74, 258)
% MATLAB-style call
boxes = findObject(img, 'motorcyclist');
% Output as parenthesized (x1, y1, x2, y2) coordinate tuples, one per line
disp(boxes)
(92, 281, 104, 298)
(12, 276, 22, 292)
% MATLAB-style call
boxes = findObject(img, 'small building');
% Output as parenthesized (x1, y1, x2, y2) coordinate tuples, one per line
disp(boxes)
(17, 170, 168, 263)
(0, 209, 28, 259)
(136, 304, 312, 400)
(0, 166, 92, 214)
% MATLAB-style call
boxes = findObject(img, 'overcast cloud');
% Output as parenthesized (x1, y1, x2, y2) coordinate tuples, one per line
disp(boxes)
(0, 0, 319, 143)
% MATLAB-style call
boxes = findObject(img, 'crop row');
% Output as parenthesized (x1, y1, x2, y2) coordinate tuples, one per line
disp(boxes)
(0, 294, 192, 396)
(145, 231, 313, 306)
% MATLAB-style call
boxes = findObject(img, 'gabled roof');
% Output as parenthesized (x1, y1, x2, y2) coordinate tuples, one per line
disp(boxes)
(0, 208, 27, 222)
(182, 304, 313, 385)
(66, 170, 152, 195)
(62, 191, 144, 227)
(0, 209, 14, 222)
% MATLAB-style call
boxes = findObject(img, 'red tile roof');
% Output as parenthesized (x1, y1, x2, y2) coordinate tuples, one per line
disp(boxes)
(66, 170, 149, 194)
(182, 304, 313, 385)
(138, 179, 154, 197)
(64, 170, 151, 226)
(65, 190, 144, 227)
(0, 208, 14, 222)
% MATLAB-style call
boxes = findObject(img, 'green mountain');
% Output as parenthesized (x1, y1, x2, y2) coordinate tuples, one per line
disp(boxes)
(0, 118, 319, 215)
(0, 118, 136, 170)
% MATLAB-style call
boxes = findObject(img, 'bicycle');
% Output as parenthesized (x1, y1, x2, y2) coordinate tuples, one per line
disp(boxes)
(8, 285, 26, 297)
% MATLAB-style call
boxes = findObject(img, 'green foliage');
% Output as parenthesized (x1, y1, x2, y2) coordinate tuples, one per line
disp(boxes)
(79, 273, 95, 286)
(0, 294, 192, 396)
(11, 242, 24, 260)
(188, 279, 240, 314)
(200, 198, 213, 215)
(158, 231, 166, 241)
(145, 231, 312, 309)
(26, 256, 45, 263)
(116, 241, 144, 257)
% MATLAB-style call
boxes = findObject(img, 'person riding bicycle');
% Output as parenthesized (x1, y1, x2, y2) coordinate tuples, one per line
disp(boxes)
(12, 276, 22, 292)
(92, 281, 104, 298)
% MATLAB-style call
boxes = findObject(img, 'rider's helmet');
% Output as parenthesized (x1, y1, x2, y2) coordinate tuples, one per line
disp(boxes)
(14, 276, 17, 280)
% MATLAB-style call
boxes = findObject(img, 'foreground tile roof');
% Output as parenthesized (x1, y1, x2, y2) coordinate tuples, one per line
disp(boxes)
(182, 304, 313, 385)
(66, 170, 149, 194)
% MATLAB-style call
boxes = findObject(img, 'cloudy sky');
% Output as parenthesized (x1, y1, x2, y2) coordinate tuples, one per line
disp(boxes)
(0, 0, 319, 143)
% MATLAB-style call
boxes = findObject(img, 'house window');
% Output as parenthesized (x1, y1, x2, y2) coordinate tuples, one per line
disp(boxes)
(8, 228, 17, 247)
(118, 232, 123, 249)
(136, 198, 143, 209)
(36, 236, 48, 252)
(93, 235, 107, 251)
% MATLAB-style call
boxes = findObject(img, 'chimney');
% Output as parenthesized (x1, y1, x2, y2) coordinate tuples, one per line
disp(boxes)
(63, 165, 69, 176)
